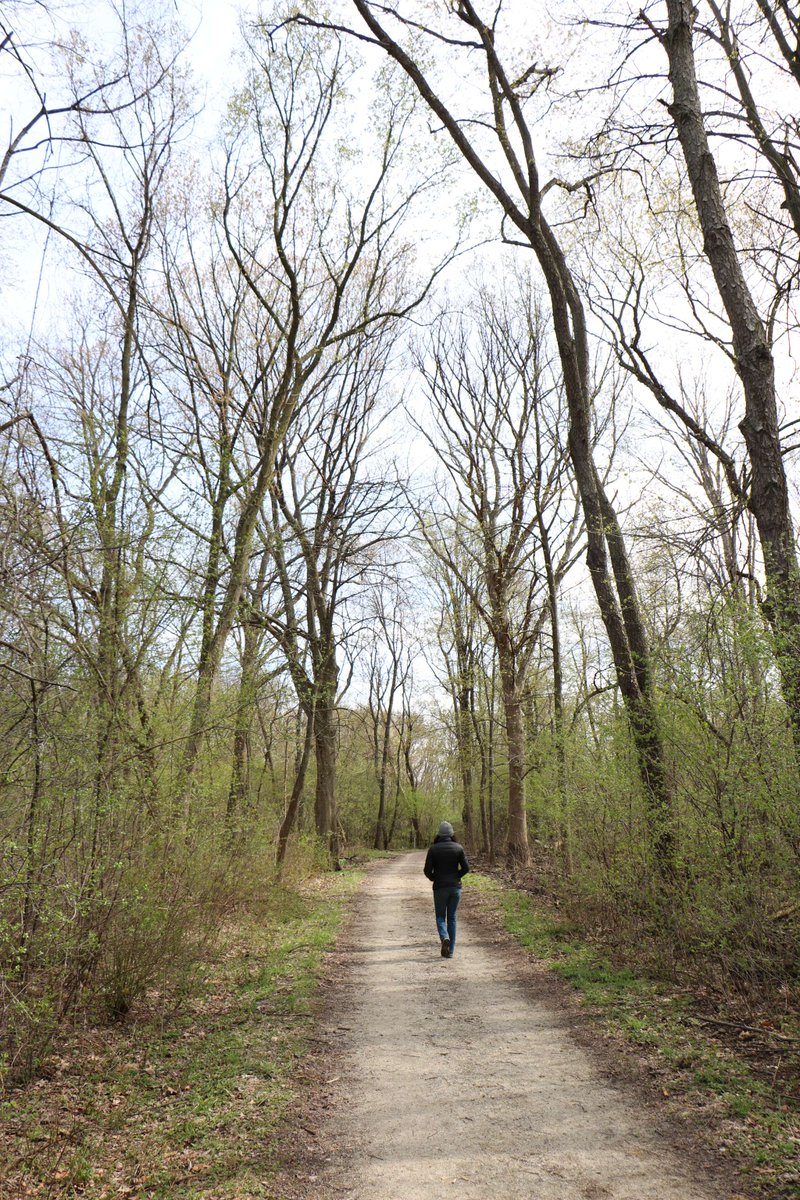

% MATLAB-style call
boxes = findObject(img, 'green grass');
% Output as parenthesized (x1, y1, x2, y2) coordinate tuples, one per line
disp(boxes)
(466, 872, 800, 1198)
(1, 870, 362, 1200)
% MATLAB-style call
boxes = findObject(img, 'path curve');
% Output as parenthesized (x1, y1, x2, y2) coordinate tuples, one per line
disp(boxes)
(313, 853, 729, 1200)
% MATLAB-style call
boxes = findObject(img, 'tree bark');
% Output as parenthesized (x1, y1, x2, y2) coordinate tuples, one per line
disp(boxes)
(496, 631, 529, 866)
(537, 471, 571, 866)
(457, 684, 477, 847)
(664, 0, 800, 758)
(471, 691, 491, 857)
(226, 614, 261, 832)
(276, 707, 314, 868)
(314, 691, 339, 859)
(373, 657, 398, 850)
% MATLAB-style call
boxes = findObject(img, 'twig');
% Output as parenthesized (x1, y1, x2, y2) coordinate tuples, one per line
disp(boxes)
(691, 1015, 799, 1044)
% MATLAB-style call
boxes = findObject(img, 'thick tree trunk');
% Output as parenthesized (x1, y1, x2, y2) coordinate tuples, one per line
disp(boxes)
(496, 637, 529, 866)
(373, 662, 398, 851)
(664, 0, 800, 759)
(276, 708, 314, 868)
(386, 739, 403, 846)
(488, 731, 496, 865)
(314, 694, 338, 859)
(538, 505, 570, 867)
(457, 687, 477, 847)
(226, 616, 260, 832)
(470, 694, 490, 857)
(373, 759, 389, 850)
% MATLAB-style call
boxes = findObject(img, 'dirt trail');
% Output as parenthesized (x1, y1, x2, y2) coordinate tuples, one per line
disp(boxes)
(306, 854, 735, 1200)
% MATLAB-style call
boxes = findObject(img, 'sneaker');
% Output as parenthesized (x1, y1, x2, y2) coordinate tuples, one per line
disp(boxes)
(440, 937, 451, 958)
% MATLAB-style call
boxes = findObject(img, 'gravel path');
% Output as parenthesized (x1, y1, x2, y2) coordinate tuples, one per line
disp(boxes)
(314, 853, 730, 1200)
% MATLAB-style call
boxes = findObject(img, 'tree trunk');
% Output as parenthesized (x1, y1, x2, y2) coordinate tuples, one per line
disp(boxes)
(487, 695, 496, 866)
(226, 615, 260, 833)
(457, 686, 476, 847)
(276, 707, 314, 868)
(314, 694, 338, 859)
(22, 678, 43, 962)
(373, 660, 398, 850)
(538, 503, 571, 869)
(373, 766, 388, 850)
(497, 639, 529, 866)
(664, 0, 800, 759)
(471, 692, 490, 857)
(386, 738, 403, 847)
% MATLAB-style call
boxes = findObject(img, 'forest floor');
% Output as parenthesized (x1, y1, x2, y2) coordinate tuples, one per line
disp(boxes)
(0, 871, 362, 1200)
(2, 854, 797, 1200)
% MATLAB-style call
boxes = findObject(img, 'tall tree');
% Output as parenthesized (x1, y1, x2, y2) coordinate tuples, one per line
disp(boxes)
(290, 0, 679, 873)
(256, 328, 405, 858)
(654, 0, 800, 756)
(171, 19, 444, 802)
(414, 278, 581, 864)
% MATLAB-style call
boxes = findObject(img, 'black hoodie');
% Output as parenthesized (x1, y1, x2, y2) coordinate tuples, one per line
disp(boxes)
(423, 835, 470, 890)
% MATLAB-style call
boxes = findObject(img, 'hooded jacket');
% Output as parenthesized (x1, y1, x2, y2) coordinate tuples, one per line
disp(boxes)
(423, 834, 470, 890)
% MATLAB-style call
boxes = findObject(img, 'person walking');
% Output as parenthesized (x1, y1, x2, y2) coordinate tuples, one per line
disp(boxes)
(423, 820, 470, 958)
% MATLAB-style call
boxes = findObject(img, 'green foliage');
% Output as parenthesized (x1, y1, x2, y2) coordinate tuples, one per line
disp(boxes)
(528, 596, 800, 990)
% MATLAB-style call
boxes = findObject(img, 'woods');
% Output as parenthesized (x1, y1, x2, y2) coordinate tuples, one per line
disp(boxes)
(1, 0, 798, 1100)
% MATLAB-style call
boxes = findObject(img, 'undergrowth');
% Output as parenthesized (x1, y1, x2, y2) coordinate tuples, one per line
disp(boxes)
(0, 869, 361, 1199)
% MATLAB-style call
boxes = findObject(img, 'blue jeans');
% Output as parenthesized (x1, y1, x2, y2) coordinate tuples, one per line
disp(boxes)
(433, 885, 461, 952)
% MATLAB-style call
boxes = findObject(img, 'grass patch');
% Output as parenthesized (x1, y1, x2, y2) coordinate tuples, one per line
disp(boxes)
(466, 872, 800, 1199)
(1, 870, 361, 1199)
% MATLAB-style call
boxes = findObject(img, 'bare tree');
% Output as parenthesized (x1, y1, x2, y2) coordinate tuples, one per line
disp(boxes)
(255, 324, 405, 859)
(287, 0, 679, 874)
(366, 579, 415, 850)
(168, 20, 445, 803)
(414, 278, 581, 864)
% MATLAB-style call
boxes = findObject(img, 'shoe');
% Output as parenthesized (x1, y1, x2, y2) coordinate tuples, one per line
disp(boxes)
(440, 938, 451, 958)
